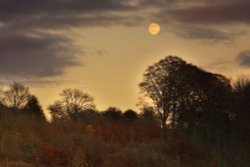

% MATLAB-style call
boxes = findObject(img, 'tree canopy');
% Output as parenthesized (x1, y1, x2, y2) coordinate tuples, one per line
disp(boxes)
(123, 109, 138, 121)
(139, 56, 232, 133)
(102, 107, 123, 120)
(23, 95, 45, 120)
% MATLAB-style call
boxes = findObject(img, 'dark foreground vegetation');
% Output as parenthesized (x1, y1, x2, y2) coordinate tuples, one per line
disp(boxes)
(0, 56, 250, 167)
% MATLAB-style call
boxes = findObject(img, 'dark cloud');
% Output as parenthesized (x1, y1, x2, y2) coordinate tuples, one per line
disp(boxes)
(167, 0, 250, 24)
(237, 50, 250, 68)
(0, 0, 132, 22)
(138, 0, 177, 7)
(0, 0, 138, 29)
(152, 0, 250, 41)
(0, 0, 137, 79)
(0, 31, 81, 78)
(6, 14, 140, 31)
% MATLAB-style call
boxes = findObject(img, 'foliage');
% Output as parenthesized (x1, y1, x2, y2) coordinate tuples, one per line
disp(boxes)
(139, 106, 156, 121)
(232, 75, 250, 140)
(0, 83, 45, 119)
(123, 109, 138, 121)
(0, 111, 216, 167)
(102, 107, 123, 120)
(23, 95, 46, 120)
(139, 56, 232, 135)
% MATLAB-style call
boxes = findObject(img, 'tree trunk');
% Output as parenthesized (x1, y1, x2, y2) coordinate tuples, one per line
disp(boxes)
(161, 118, 167, 139)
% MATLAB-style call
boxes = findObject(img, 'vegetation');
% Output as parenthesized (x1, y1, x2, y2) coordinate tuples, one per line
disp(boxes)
(0, 83, 32, 110)
(0, 55, 250, 167)
(48, 88, 96, 121)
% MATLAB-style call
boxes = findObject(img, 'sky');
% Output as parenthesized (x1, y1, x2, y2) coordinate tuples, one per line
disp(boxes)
(1, 0, 250, 116)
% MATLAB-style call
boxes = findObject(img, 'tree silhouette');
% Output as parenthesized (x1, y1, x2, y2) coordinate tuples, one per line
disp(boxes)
(23, 95, 45, 120)
(139, 106, 156, 121)
(233, 75, 250, 136)
(102, 107, 122, 120)
(0, 82, 32, 111)
(123, 109, 138, 121)
(139, 56, 190, 130)
(77, 108, 100, 123)
(175, 67, 232, 133)
(139, 56, 231, 135)
(48, 88, 96, 121)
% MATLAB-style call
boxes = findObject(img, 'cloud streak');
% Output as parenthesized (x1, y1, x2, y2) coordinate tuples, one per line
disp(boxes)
(0, 31, 80, 78)
(0, 0, 137, 79)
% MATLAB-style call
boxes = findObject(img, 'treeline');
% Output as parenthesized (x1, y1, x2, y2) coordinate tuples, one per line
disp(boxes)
(0, 83, 45, 120)
(139, 56, 250, 137)
(0, 83, 155, 123)
(0, 55, 250, 167)
(139, 56, 250, 166)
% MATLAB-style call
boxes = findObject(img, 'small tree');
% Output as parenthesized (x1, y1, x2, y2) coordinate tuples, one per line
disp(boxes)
(139, 106, 156, 121)
(1, 82, 32, 110)
(48, 101, 65, 120)
(102, 107, 122, 120)
(48, 88, 96, 121)
(77, 108, 100, 123)
(23, 95, 45, 120)
(123, 109, 138, 121)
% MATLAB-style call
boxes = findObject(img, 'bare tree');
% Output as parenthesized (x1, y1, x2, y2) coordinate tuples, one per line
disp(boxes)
(48, 88, 96, 121)
(1, 82, 31, 110)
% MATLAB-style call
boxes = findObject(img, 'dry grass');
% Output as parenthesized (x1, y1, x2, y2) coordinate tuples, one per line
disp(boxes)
(0, 111, 245, 167)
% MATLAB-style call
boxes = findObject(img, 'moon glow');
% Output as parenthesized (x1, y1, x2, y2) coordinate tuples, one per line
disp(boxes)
(148, 23, 160, 35)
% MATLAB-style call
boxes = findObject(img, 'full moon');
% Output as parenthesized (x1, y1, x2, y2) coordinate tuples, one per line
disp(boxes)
(148, 23, 160, 35)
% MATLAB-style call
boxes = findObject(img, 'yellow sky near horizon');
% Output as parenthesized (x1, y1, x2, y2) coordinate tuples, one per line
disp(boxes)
(26, 24, 250, 118)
